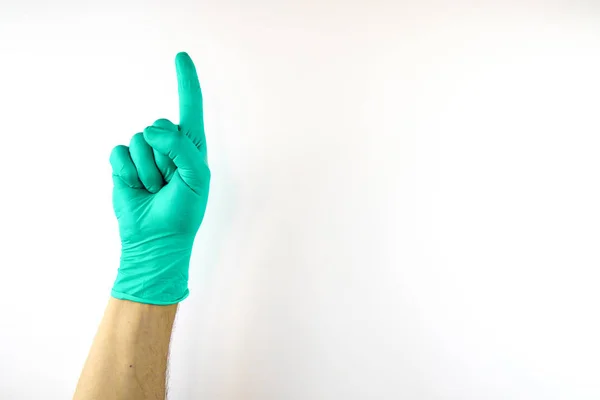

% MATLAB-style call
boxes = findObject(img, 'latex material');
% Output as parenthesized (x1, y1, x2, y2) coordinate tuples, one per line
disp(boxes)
(109, 52, 210, 305)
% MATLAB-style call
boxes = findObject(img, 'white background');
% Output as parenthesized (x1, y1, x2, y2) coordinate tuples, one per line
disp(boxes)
(1, 1, 600, 399)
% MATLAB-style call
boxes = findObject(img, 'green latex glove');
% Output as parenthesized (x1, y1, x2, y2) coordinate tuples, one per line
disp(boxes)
(109, 52, 210, 305)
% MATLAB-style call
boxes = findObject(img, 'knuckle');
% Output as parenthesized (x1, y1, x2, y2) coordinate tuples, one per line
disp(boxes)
(109, 145, 127, 163)
(110, 144, 125, 156)
(129, 132, 145, 146)
(152, 118, 176, 130)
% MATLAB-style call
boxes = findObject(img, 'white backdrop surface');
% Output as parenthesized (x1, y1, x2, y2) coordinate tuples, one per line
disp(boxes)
(1, 1, 600, 399)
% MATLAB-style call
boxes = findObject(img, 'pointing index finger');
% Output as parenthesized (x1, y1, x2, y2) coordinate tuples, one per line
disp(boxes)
(176, 52, 205, 149)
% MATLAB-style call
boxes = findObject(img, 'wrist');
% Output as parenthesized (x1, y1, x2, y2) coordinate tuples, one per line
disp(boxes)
(112, 238, 194, 305)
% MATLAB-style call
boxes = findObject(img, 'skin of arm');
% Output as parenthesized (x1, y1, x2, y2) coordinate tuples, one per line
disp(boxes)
(73, 298, 177, 399)
(73, 52, 209, 400)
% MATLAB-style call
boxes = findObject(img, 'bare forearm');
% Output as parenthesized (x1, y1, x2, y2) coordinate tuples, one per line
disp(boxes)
(73, 298, 177, 400)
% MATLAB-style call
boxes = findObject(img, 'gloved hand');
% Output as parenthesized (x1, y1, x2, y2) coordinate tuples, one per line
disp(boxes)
(109, 52, 210, 305)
